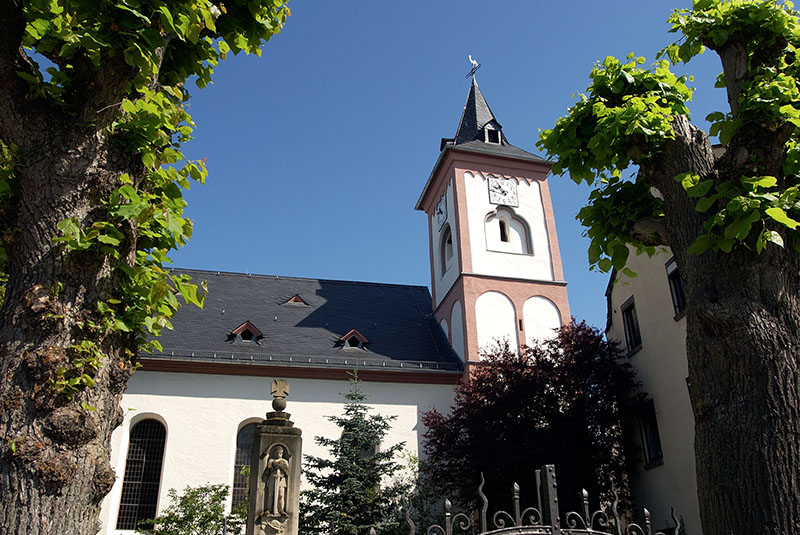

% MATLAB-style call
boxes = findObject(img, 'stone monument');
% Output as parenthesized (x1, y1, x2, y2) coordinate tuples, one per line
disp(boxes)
(246, 379, 303, 535)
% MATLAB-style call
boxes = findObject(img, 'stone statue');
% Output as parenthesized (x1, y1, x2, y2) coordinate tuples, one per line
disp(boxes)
(247, 379, 301, 535)
(264, 445, 290, 516)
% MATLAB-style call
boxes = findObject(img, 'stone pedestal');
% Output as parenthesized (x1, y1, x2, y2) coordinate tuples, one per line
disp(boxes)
(246, 380, 302, 535)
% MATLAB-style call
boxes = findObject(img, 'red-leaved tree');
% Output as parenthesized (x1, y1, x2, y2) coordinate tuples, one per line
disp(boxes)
(421, 320, 640, 516)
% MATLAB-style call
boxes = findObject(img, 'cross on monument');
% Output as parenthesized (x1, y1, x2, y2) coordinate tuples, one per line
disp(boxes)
(270, 378, 289, 413)
(271, 378, 289, 399)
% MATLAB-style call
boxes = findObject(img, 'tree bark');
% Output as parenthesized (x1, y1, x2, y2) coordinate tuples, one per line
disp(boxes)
(0, 126, 138, 534)
(0, 1, 147, 532)
(638, 115, 800, 534)
(686, 245, 800, 535)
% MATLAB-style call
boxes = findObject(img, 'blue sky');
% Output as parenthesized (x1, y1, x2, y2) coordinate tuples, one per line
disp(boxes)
(173, 1, 726, 330)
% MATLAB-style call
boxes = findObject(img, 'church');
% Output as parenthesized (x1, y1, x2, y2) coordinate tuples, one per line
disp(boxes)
(98, 77, 571, 534)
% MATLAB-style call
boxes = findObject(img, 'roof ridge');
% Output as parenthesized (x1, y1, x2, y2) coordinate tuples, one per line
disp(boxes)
(168, 267, 431, 291)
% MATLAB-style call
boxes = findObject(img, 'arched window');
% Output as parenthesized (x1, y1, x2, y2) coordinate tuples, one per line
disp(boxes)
(232, 423, 257, 508)
(440, 224, 454, 276)
(116, 419, 167, 530)
(485, 208, 531, 254)
(499, 220, 509, 242)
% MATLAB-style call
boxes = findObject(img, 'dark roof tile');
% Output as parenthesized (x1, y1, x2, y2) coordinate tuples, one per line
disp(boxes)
(141, 269, 463, 373)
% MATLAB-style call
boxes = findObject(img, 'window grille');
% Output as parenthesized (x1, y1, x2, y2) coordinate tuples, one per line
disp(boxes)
(232, 423, 257, 508)
(116, 419, 166, 530)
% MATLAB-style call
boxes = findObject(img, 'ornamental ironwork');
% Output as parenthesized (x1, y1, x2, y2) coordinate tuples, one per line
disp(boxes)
(373, 464, 681, 535)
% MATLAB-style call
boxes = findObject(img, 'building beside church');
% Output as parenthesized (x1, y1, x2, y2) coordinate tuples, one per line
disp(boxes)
(98, 78, 571, 534)
(605, 250, 702, 534)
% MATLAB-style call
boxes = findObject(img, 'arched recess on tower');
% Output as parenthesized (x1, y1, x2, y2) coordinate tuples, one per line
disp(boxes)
(523, 296, 561, 345)
(475, 291, 517, 356)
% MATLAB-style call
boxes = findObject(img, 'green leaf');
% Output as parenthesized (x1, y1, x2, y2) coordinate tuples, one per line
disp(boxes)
(121, 99, 136, 114)
(695, 194, 719, 212)
(97, 234, 121, 246)
(765, 207, 800, 229)
(687, 179, 714, 198)
(688, 234, 715, 255)
(176, 281, 204, 308)
(158, 6, 176, 33)
(742, 176, 777, 189)
(765, 230, 784, 246)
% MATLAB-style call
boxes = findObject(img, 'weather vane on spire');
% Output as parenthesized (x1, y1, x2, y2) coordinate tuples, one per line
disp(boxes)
(466, 54, 481, 78)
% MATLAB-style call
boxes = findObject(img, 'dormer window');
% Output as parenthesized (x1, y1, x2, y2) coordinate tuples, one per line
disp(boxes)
(283, 294, 309, 306)
(485, 127, 500, 144)
(230, 321, 263, 344)
(339, 328, 368, 350)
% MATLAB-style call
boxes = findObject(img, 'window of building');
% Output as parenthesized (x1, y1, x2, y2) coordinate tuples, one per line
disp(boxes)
(621, 296, 642, 354)
(485, 127, 500, 144)
(665, 257, 686, 319)
(484, 208, 532, 255)
(283, 294, 309, 306)
(440, 224, 454, 276)
(230, 320, 263, 344)
(639, 400, 664, 469)
(338, 328, 368, 350)
(116, 419, 167, 530)
(232, 423, 257, 508)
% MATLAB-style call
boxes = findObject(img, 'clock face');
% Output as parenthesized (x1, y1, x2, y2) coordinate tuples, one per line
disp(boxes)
(488, 176, 519, 206)
(436, 194, 447, 229)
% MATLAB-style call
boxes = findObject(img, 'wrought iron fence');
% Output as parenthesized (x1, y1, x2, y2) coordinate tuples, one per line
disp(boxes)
(372, 464, 680, 535)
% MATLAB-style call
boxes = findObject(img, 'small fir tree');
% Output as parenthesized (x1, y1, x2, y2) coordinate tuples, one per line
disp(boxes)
(300, 373, 410, 535)
(136, 484, 245, 535)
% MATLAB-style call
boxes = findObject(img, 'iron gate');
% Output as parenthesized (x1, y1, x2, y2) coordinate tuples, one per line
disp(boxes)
(382, 465, 681, 535)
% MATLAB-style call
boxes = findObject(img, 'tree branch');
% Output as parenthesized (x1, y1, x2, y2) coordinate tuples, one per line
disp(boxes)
(638, 115, 717, 254)
(629, 216, 671, 247)
(715, 34, 748, 116)
(0, 0, 46, 146)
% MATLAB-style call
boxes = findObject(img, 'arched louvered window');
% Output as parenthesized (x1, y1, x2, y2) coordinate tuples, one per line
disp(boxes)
(232, 423, 257, 508)
(116, 419, 167, 530)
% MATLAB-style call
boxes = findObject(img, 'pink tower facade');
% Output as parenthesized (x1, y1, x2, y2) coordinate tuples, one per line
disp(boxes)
(416, 78, 570, 364)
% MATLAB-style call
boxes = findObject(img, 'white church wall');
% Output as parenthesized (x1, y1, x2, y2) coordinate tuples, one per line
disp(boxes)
(463, 172, 552, 281)
(99, 371, 457, 535)
(475, 290, 517, 355)
(432, 181, 460, 307)
(523, 296, 561, 345)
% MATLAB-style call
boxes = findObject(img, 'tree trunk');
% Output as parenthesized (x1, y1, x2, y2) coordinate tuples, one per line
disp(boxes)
(0, 126, 137, 535)
(640, 116, 800, 534)
(685, 248, 800, 535)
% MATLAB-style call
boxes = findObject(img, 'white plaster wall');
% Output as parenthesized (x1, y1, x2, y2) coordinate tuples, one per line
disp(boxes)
(439, 318, 449, 341)
(450, 300, 465, 361)
(99, 371, 456, 535)
(464, 172, 552, 281)
(432, 182, 459, 307)
(523, 296, 561, 345)
(475, 291, 517, 355)
(607, 248, 702, 534)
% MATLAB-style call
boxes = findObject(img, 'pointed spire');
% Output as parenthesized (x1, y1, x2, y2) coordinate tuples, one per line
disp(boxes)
(453, 77, 504, 146)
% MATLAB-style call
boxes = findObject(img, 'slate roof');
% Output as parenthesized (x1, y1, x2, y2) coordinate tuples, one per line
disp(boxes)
(446, 77, 547, 163)
(139, 269, 463, 373)
(416, 78, 548, 210)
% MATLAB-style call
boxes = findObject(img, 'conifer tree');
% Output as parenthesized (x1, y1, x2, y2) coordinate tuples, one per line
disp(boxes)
(300, 373, 410, 535)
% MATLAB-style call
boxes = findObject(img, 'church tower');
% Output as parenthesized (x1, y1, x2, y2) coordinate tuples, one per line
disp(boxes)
(415, 76, 570, 362)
